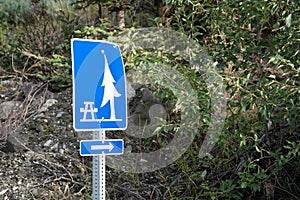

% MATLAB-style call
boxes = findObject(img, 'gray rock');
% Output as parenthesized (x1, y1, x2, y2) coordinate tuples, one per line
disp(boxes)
(127, 81, 136, 101)
(39, 99, 58, 112)
(7, 132, 27, 152)
(0, 140, 15, 153)
(43, 139, 52, 147)
(0, 101, 21, 120)
(1, 80, 15, 87)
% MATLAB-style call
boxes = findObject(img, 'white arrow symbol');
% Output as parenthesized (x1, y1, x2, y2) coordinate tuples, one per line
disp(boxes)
(91, 142, 114, 152)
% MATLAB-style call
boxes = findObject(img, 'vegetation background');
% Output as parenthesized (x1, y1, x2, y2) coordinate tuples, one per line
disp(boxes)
(0, 0, 299, 199)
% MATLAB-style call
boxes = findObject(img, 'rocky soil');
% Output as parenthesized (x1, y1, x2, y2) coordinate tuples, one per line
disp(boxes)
(0, 80, 183, 200)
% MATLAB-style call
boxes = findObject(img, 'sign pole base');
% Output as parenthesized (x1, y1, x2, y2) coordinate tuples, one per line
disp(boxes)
(92, 130, 106, 200)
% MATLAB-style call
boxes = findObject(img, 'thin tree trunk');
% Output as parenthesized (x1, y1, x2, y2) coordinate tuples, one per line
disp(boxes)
(116, 10, 125, 29)
(94, 3, 103, 24)
(98, 3, 102, 18)
(154, 0, 164, 17)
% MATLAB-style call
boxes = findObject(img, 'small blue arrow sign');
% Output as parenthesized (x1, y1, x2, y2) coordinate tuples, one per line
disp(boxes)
(80, 139, 124, 156)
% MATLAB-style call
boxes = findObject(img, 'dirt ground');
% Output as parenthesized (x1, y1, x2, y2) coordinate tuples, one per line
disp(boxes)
(0, 80, 183, 200)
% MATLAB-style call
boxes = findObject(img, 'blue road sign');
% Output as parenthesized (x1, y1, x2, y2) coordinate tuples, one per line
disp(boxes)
(71, 39, 127, 131)
(80, 139, 124, 156)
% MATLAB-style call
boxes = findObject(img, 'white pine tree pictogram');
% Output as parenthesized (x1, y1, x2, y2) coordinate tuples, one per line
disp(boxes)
(100, 50, 121, 120)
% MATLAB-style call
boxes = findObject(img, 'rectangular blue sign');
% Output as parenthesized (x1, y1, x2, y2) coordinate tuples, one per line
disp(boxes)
(80, 139, 124, 156)
(71, 39, 127, 131)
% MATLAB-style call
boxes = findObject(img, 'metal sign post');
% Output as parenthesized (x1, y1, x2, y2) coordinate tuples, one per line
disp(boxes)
(92, 131, 106, 200)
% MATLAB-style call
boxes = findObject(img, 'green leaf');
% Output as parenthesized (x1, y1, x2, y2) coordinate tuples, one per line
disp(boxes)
(201, 170, 207, 178)
(241, 182, 247, 188)
(166, 0, 173, 6)
(255, 145, 261, 153)
(286, 14, 292, 27)
(268, 75, 276, 79)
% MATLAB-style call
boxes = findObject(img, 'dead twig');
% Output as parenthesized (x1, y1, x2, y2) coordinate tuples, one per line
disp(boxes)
(115, 185, 146, 200)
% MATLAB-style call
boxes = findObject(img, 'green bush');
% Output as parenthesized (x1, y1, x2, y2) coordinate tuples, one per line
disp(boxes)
(0, 0, 77, 90)
(163, 0, 300, 199)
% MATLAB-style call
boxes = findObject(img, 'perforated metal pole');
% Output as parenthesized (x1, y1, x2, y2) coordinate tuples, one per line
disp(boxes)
(93, 130, 106, 200)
